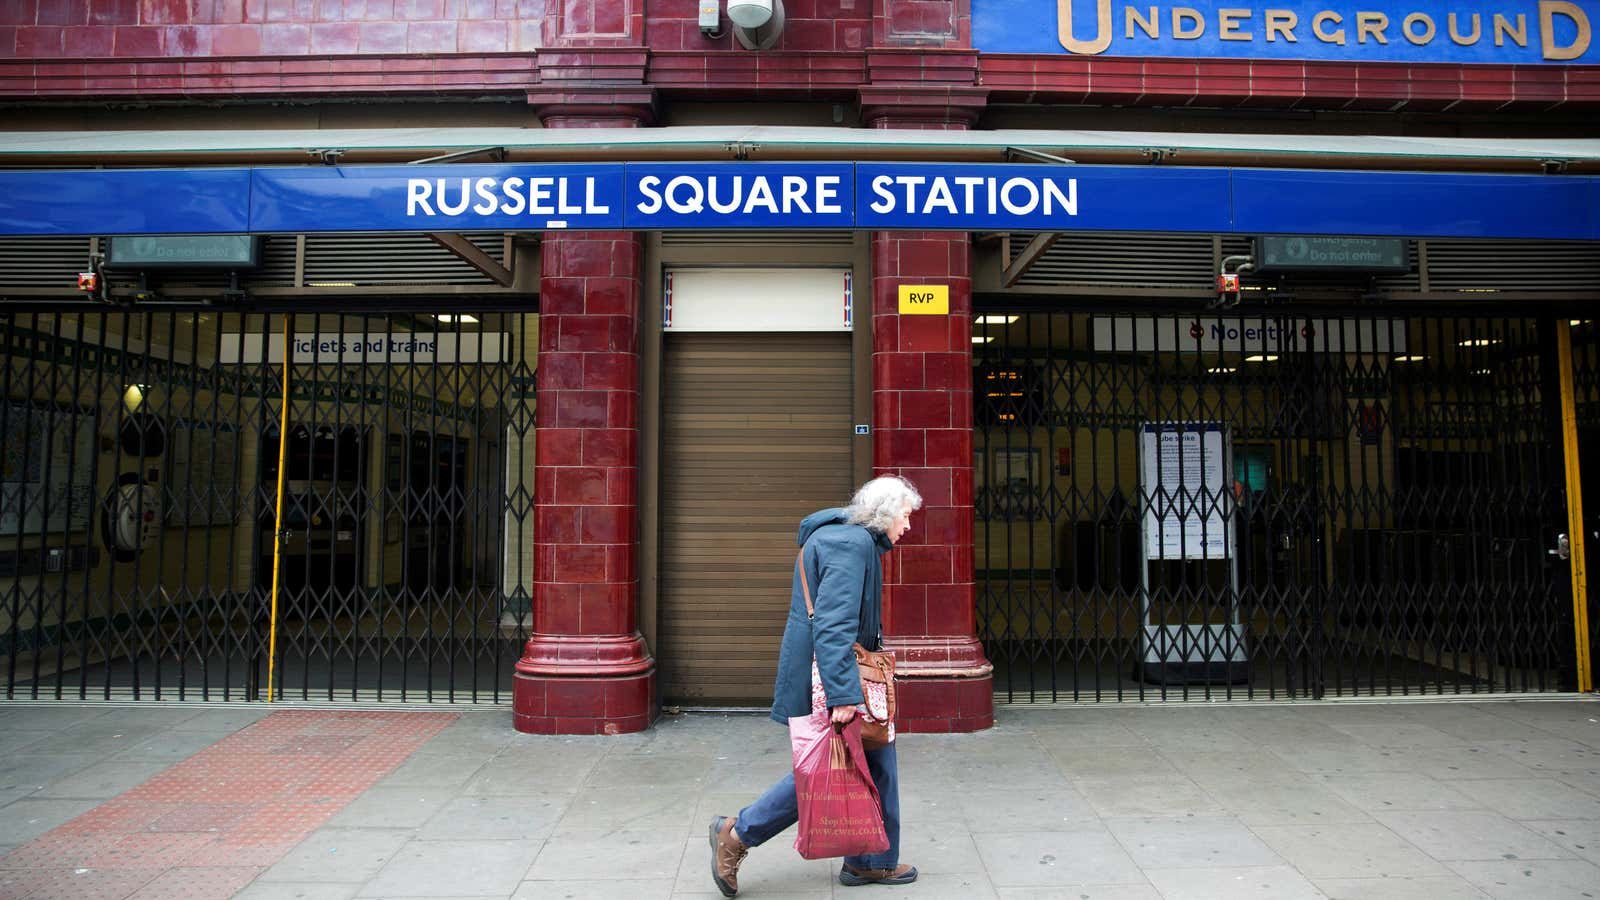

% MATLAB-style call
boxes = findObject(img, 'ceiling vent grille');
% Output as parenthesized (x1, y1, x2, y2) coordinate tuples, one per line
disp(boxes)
(301, 232, 505, 286)
(0, 237, 93, 290)
(1422, 240, 1600, 292)
(1012, 232, 1216, 289)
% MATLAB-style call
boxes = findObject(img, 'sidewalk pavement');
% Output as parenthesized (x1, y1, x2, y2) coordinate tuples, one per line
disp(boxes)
(1, 699, 1598, 900)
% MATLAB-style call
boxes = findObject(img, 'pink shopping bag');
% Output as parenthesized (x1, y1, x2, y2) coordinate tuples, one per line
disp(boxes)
(788, 711, 890, 860)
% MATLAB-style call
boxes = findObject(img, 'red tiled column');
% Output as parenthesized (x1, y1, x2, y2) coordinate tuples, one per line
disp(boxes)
(513, 232, 654, 735)
(873, 232, 994, 733)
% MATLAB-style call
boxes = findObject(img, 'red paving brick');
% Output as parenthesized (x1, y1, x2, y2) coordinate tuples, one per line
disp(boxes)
(0, 710, 457, 900)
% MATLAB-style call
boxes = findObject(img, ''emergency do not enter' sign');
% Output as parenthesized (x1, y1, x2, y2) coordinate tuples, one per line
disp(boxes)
(898, 285, 949, 315)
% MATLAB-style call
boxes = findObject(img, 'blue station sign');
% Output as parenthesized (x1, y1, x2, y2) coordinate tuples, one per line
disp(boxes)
(0, 163, 1595, 241)
(974, 0, 1599, 64)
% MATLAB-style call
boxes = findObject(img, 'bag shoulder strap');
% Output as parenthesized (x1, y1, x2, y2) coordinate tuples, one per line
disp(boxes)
(796, 548, 814, 619)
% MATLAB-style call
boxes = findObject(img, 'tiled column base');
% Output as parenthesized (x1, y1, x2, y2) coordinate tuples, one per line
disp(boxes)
(896, 675, 994, 733)
(512, 670, 656, 735)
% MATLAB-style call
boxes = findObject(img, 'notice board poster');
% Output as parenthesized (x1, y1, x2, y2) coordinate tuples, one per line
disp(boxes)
(1140, 422, 1230, 560)
(0, 403, 97, 535)
(164, 421, 241, 527)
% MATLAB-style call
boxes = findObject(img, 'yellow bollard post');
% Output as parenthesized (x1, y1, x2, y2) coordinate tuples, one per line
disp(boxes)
(266, 313, 294, 702)
(1556, 319, 1591, 693)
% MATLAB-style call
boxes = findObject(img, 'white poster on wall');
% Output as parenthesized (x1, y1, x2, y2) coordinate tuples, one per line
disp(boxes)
(219, 332, 505, 364)
(1139, 421, 1231, 560)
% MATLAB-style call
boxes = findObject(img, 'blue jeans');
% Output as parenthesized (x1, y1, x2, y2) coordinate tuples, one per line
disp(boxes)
(734, 740, 899, 871)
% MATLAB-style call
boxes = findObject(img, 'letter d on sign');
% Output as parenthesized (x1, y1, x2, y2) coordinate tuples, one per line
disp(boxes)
(898, 284, 950, 315)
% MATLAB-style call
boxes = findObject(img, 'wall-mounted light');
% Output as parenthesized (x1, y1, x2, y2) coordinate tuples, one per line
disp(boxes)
(728, 0, 785, 49)
(975, 315, 1019, 325)
(1244, 354, 1279, 363)
(122, 384, 150, 414)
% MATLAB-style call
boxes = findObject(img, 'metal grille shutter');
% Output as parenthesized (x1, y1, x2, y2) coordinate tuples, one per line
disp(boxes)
(659, 332, 854, 705)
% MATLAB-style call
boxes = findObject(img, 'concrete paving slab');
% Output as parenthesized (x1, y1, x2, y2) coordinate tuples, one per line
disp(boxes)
(557, 786, 696, 836)
(955, 787, 1098, 830)
(1372, 810, 1574, 862)
(1105, 815, 1284, 869)
(1471, 740, 1600, 775)
(1142, 865, 1325, 899)
(1518, 819, 1600, 866)
(418, 793, 567, 841)
(1315, 773, 1484, 813)
(357, 838, 543, 897)
(321, 785, 456, 829)
(1313, 875, 1492, 899)
(894, 829, 986, 876)
(1329, 723, 1468, 749)
(1074, 775, 1226, 818)
(513, 877, 676, 899)
(1401, 747, 1542, 781)
(526, 828, 685, 882)
(1200, 778, 1376, 827)
(0, 705, 111, 730)
(994, 886, 1160, 900)
(234, 883, 360, 900)
(1444, 777, 1600, 820)
(972, 828, 1146, 886)
(255, 827, 412, 883)
(1250, 822, 1453, 878)
(0, 798, 99, 844)
(1445, 858, 1600, 899)
(112, 728, 232, 763)
(29, 759, 173, 800)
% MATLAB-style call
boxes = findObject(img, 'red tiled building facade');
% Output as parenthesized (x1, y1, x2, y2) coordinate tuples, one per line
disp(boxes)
(2, 1, 1594, 732)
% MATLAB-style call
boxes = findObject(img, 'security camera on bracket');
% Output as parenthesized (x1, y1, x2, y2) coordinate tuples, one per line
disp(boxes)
(727, 0, 785, 50)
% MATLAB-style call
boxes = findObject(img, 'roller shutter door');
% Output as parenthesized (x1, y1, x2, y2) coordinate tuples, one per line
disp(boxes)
(660, 333, 854, 704)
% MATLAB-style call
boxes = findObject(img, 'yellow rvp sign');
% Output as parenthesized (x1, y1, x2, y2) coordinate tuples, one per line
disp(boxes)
(898, 284, 949, 315)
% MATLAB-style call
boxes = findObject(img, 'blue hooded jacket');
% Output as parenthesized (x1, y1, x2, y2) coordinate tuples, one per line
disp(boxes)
(768, 507, 894, 724)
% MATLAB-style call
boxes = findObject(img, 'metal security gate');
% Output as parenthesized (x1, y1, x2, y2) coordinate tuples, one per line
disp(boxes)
(975, 308, 1577, 701)
(0, 309, 536, 703)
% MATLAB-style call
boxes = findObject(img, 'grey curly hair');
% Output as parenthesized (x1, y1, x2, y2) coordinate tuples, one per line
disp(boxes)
(845, 475, 923, 533)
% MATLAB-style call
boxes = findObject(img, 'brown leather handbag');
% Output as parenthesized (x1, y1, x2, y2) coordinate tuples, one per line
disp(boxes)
(796, 550, 897, 749)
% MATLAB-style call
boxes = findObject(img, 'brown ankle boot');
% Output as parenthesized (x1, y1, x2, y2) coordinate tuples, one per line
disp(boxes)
(709, 815, 748, 897)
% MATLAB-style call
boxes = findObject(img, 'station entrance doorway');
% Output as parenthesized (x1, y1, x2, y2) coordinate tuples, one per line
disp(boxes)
(974, 308, 1587, 701)
(0, 309, 537, 703)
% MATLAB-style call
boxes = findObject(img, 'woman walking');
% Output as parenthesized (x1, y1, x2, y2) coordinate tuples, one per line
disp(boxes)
(709, 475, 922, 896)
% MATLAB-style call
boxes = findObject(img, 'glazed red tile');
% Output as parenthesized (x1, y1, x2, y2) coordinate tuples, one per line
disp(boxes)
(537, 582, 584, 631)
(581, 427, 634, 467)
(875, 348, 925, 390)
(896, 315, 951, 353)
(579, 504, 632, 544)
(258, 22, 309, 53)
(552, 542, 606, 583)
(582, 351, 637, 391)
(923, 428, 971, 468)
(899, 389, 954, 428)
(545, 677, 607, 716)
(535, 504, 580, 543)
(552, 465, 606, 505)
(878, 427, 923, 467)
